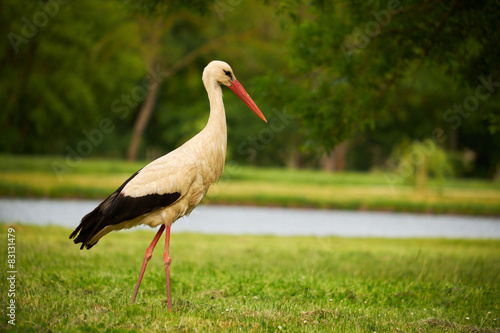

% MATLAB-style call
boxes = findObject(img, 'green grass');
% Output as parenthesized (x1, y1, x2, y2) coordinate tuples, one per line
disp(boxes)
(0, 224, 499, 332)
(1, 154, 500, 215)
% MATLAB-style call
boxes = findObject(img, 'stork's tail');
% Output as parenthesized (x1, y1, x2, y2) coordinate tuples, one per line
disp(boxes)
(69, 208, 105, 250)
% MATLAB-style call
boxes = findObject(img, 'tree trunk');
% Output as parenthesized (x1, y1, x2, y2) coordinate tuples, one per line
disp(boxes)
(319, 151, 335, 171)
(127, 72, 161, 161)
(320, 141, 348, 171)
(415, 154, 428, 194)
(287, 148, 303, 168)
(333, 140, 347, 171)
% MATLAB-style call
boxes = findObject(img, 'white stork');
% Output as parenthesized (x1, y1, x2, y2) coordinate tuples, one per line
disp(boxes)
(69, 60, 267, 310)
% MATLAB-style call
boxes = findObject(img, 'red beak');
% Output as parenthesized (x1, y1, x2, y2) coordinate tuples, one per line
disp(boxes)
(229, 79, 267, 123)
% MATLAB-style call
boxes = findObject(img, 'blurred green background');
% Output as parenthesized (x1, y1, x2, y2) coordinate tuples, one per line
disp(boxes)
(1, 3, 500, 331)
(1, 0, 499, 208)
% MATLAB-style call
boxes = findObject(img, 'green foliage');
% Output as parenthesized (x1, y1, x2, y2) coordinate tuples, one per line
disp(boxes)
(266, 0, 500, 175)
(140, 1, 292, 165)
(126, 0, 215, 15)
(2, 0, 499, 177)
(1, 224, 499, 332)
(0, 0, 145, 154)
(390, 139, 454, 192)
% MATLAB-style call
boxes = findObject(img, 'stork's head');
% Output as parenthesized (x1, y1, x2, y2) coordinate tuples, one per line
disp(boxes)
(203, 60, 267, 123)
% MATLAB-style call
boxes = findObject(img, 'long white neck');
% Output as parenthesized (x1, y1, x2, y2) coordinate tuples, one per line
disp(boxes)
(192, 78, 227, 184)
(204, 80, 227, 136)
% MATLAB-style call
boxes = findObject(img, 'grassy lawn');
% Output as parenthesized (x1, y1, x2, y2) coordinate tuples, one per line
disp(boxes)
(0, 224, 499, 332)
(1, 154, 500, 215)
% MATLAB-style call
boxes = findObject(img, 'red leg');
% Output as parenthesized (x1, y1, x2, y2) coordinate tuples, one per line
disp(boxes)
(163, 224, 173, 310)
(131, 225, 165, 303)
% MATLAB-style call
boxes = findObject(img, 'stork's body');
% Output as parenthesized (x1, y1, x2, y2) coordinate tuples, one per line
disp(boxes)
(70, 61, 267, 310)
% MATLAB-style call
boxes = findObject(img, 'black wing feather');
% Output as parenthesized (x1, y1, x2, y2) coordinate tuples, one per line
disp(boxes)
(69, 169, 181, 250)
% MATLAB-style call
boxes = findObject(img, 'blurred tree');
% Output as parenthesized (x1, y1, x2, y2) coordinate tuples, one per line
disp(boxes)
(123, 0, 218, 161)
(5, 0, 497, 178)
(0, 0, 144, 154)
(346, 65, 500, 177)
(388, 138, 453, 193)
(126, 16, 166, 161)
(138, 1, 294, 166)
(266, 0, 500, 176)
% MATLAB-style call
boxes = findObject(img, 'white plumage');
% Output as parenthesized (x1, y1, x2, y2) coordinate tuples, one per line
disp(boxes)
(70, 60, 267, 310)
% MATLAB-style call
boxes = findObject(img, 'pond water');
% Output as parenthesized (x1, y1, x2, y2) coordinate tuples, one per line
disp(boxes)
(0, 198, 499, 239)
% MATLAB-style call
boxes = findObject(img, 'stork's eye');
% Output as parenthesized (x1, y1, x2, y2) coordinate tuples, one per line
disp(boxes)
(223, 70, 232, 80)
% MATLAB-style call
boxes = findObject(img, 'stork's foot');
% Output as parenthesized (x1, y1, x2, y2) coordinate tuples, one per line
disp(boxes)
(131, 225, 165, 303)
